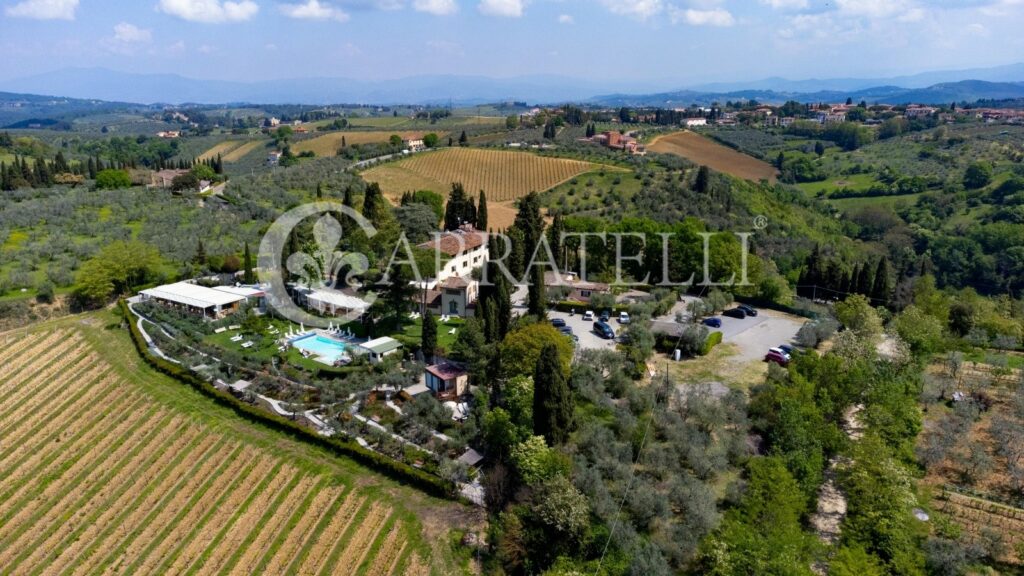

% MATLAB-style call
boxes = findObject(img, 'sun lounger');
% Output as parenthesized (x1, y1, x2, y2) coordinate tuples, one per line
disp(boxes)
(228, 325, 241, 330)
(214, 327, 227, 334)
(449, 328, 457, 335)
(241, 341, 254, 349)
(230, 335, 243, 342)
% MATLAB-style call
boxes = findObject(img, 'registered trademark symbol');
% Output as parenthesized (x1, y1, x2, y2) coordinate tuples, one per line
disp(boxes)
(753, 215, 768, 230)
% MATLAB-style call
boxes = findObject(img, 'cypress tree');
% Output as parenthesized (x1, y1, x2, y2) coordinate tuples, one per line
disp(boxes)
(548, 213, 564, 270)
(343, 186, 354, 209)
(243, 242, 254, 284)
(872, 257, 891, 305)
(422, 311, 438, 364)
(459, 130, 468, 146)
(496, 276, 511, 339)
(532, 343, 573, 446)
(0, 161, 9, 191)
(479, 297, 498, 344)
(194, 239, 207, 267)
(316, 182, 324, 199)
(695, 165, 711, 194)
(477, 190, 488, 231)
(513, 191, 544, 262)
(527, 266, 546, 318)
(444, 183, 468, 230)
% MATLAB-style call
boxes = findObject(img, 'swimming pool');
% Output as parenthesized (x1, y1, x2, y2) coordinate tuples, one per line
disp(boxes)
(291, 335, 349, 364)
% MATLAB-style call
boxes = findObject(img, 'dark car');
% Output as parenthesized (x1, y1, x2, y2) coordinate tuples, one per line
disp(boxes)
(765, 350, 790, 366)
(702, 317, 722, 328)
(723, 308, 747, 319)
(594, 321, 615, 340)
(559, 325, 574, 335)
(737, 304, 758, 317)
(551, 318, 566, 328)
(599, 310, 611, 322)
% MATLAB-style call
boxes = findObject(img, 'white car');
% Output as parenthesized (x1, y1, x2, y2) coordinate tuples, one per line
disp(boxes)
(582, 310, 595, 321)
(618, 311, 631, 324)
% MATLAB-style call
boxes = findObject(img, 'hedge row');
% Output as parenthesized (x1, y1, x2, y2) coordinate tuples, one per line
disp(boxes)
(701, 331, 723, 356)
(551, 300, 630, 314)
(119, 300, 455, 500)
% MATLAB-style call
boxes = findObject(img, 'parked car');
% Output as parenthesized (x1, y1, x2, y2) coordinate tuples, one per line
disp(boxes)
(551, 318, 566, 328)
(723, 308, 747, 319)
(702, 317, 722, 328)
(582, 310, 595, 321)
(599, 310, 611, 322)
(779, 344, 796, 356)
(559, 326, 574, 335)
(768, 347, 792, 361)
(737, 304, 758, 317)
(594, 321, 615, 340)
(618, 311, 631, 324)
(765, 350, 789, 366)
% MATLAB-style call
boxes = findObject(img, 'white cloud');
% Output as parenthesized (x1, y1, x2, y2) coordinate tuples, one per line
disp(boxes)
(478, 0, 525, 17)
(599, 0, 663, 20)
(413, 0, 457, 15)
(673, 7, 734, 26)
(113, 22, 152, 43)
(279, 0, 349, 20)
(557, 13, 573, 24)
(759, 0, 807, 9)
(4, 0, 78, 20)
(157, 0, 259, 23)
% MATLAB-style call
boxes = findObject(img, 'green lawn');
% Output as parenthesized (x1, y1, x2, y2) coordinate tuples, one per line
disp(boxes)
(796, 172, 879, 195)
(828, 192, 925, 211)
(395, 316, 466, 352)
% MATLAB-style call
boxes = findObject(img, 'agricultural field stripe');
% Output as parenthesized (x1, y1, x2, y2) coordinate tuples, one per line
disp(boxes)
(281, 485, 354, 575)
(181, 460, 287, 575)
(216, 470, 307, 575)
(72, 436, 233, 576)
(50, 431, 216, 575)
(120, 443, 252, 575)
(294, 493, 368, 576)
(355, 516, 401, 576)
(21, 416, 200, 575)
(0, 354, 106, 445)
(0, 374, 125, 499)
(317, 502, 391, 576)
(362, 521, 404, 576)
(188, 464, 300, 575)
(263, 484, 347, 575)
(224, 474, 319, 576)
(331, 504, 391, 569)
(0, 331, 79, 383)
(0, 406, 171, 569)
(0, 350, 98, 439)
(0, 331, 65, 375)
(0, 383, 137, 513)
(248, 478, 327, 576)
(0, 347, 96, 421)
(0, 332, 46, 365)
(152, 448, 269, 574)
(0, 330, 69, 375)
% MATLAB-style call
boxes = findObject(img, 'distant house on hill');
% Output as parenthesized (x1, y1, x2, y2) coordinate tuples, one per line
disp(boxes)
(683, 118, 707, 127)
(267, 151, 283, 165)
(417, 225, 489, 283)
(149, 168, 189, 188)
(593, 131, 645, 155)
(403, 138, 426, 152)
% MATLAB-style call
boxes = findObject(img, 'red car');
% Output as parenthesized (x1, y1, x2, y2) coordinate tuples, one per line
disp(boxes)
(765, 350, 790, 366)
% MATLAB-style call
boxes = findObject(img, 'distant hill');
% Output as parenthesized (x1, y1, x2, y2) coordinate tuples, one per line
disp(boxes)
(1, 63, 1022, 107)
(0, 68, 645, 106)
(0, 91, 149, 128)
(590, 80, 1024, 107)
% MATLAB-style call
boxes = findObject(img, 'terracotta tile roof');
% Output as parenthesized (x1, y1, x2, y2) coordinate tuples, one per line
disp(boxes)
(418, 230, 487, 256)
(440, 276, 471, 289)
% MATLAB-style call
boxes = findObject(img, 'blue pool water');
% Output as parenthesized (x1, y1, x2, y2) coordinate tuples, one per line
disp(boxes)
(292, 335, 348, 363)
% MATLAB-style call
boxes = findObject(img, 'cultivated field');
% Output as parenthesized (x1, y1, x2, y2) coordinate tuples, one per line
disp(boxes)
(649, 130, 778, 182)
(362, 148, 605, 228)
(198, 139, 268, 163)
(292, 131, 432, 157)
(0, 320, 477, 575)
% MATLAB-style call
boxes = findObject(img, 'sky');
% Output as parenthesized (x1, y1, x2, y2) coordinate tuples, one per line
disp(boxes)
(0, 0, 1022, 86)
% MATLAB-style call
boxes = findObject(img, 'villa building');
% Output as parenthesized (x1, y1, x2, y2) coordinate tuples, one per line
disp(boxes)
(139, 282, 255, 318)
(424, 361, 469, 400)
